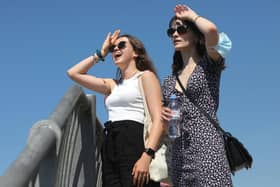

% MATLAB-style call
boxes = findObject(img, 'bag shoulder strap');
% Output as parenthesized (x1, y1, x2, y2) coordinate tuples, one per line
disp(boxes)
(138, 72, 151, 130)
(138, 72, 149, 114)
(175, 74, 224, 133)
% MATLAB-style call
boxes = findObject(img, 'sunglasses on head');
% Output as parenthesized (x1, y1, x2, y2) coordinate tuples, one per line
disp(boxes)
(109, 41, 126, 53)
(167, 25, 189, 37)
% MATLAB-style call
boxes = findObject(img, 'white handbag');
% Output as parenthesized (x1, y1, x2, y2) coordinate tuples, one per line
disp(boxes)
(138, 75, 170, 183)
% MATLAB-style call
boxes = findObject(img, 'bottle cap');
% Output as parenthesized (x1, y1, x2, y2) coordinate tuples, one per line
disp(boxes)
(170, 94, 176, 99)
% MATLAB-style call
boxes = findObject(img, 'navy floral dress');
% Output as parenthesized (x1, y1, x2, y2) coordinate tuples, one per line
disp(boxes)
(162, 57, 233, 187)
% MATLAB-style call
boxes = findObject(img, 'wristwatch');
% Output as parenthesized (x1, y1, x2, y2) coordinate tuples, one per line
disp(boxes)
(144, 148, 155, 159)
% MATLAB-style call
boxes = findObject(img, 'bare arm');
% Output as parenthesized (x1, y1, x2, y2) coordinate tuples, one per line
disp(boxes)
(141, 71, 164, 150)
(67, 54, 114, 95)
(132, 71, 164, 186)
(67, 30, 120, 95)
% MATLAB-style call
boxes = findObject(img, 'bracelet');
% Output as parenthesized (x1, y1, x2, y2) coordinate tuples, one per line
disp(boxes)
(95, 49, 105, 62)
(193, 15, 201, 23)
(92, 53, 100, 63)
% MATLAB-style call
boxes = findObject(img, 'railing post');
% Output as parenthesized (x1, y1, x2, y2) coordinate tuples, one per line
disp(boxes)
(0, 120, 58, 187)
(0, 85, 88, 187)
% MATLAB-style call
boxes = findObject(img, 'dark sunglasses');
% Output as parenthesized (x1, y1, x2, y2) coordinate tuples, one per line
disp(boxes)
(166, 25, 189, 37)
(109, 41, 126, 53)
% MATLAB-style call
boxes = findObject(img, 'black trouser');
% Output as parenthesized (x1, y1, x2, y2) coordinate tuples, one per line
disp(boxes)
(102, 120, 160, 187)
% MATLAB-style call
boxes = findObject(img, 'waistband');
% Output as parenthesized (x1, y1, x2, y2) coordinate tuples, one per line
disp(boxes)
(104, 120, 143, 135)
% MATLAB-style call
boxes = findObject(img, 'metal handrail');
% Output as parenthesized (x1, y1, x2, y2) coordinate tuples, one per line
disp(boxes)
(0, 85, 103, 187)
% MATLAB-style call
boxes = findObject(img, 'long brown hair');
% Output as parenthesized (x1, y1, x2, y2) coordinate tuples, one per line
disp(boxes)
(116, 34, 158, 80)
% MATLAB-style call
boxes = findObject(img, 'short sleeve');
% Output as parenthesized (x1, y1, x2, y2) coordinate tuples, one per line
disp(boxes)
(214, 32, 232, 58)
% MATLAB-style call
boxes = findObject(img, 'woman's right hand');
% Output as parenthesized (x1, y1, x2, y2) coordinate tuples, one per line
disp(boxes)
(161, 106, 172, 125)
(174, 4, 198, 22)
(100, 29, 120, 58)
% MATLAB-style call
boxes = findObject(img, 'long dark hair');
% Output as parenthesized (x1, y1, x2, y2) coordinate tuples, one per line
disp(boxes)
(168, 16, 207, 75)
(116, 34, 158, 80)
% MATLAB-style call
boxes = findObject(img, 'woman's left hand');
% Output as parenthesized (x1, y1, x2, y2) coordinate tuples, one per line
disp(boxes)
(132, 153, 152, 187)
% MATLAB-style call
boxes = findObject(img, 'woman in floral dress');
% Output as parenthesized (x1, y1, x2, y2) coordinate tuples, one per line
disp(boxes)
(161, 4, 233, 187)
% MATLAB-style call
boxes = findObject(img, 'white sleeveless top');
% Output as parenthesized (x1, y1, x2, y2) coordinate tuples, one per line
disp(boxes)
(105, 72, 145, 123)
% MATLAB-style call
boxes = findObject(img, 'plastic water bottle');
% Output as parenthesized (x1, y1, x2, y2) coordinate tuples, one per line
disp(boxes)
(168, 94, 181, 139)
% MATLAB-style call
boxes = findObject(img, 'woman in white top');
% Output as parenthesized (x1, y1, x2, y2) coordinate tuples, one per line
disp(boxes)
(67, 30, 164, 187)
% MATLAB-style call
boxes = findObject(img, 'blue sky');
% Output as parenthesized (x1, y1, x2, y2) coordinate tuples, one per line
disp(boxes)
(0, 0, 279, 186)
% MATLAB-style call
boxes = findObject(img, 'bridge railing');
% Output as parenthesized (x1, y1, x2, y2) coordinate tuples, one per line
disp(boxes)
(0, 85, 103, 187)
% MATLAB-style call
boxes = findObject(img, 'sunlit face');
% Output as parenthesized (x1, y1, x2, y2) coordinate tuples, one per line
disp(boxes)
(169, 19, 197, 51)
(111, 37, 137, 66)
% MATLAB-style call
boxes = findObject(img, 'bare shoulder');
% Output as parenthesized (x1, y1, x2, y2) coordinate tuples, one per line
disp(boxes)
(141, 70, 161, 92)
(141, 70, 157, 81)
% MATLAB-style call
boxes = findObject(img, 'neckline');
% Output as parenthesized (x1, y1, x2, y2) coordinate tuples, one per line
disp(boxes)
(122, 70, 140, 80)
(174, 64, 198, 93)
